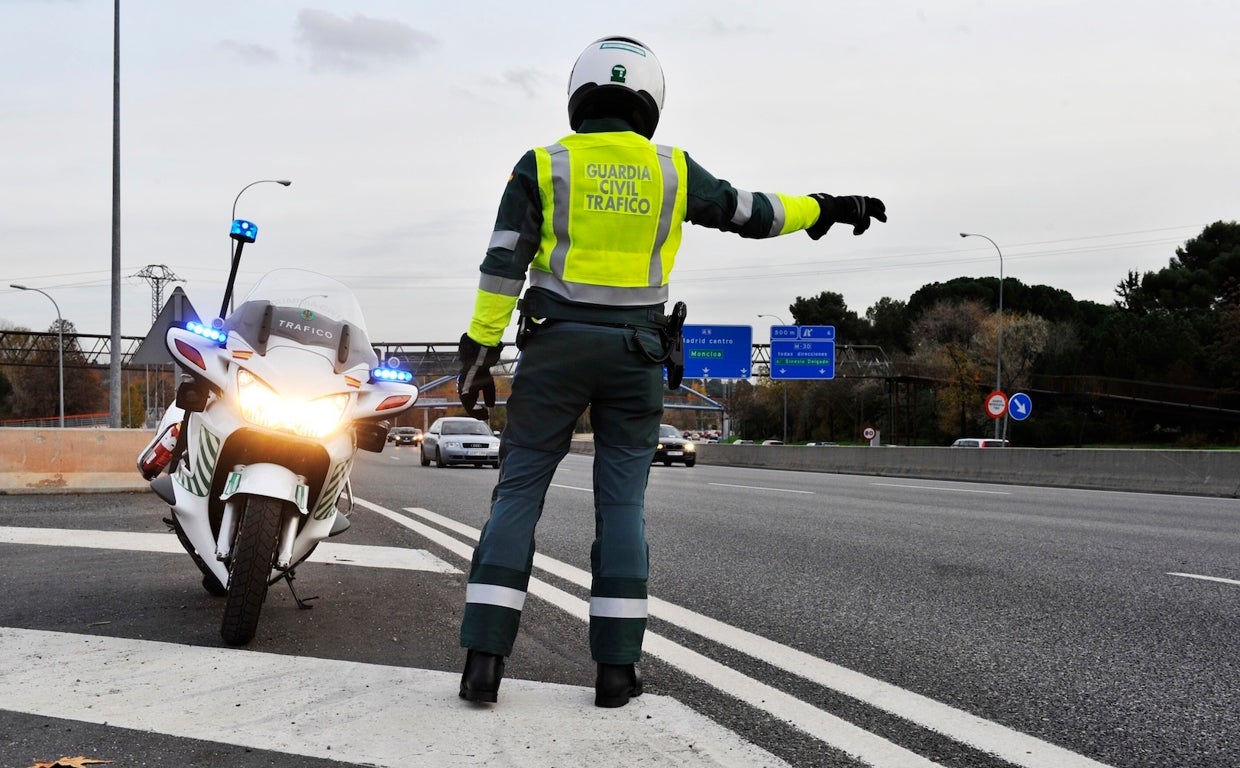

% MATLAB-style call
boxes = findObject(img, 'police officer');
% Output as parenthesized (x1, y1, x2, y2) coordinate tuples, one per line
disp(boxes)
(456, 36, 886, 707)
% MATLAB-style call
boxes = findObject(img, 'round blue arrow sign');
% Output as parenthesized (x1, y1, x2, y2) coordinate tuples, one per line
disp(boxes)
(1008, 392, 1033, 421)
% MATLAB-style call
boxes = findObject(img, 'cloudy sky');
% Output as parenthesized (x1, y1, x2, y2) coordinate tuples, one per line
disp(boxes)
(3, 1, 1238, 347)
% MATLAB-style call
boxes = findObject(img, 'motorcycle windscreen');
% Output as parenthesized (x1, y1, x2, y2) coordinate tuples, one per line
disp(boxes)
(223, 269, 379, 372)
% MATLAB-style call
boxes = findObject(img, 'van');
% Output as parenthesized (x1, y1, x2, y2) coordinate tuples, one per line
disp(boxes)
(951, 438, 1010, 448)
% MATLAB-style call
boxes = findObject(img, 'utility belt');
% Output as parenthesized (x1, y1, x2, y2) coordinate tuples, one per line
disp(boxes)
(515, 291, 687, 390)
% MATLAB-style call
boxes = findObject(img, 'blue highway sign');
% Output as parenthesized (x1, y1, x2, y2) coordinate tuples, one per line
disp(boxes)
(769, 325, 836, 380)
(682, 324, 753, 379)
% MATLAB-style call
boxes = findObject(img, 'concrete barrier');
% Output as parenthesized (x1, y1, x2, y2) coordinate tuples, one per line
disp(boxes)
(0, 428, 154, 494)
(569, 439, 1240, 498)
(5, 430, 1238, 498)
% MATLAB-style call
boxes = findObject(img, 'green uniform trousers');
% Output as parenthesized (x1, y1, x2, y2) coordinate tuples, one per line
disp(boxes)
(460, 321, 665, 664)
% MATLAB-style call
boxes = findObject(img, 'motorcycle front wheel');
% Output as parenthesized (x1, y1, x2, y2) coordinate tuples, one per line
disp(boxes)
(220, 495, 285, 645)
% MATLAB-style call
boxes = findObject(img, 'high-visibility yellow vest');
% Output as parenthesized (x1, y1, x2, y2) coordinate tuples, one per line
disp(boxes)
(529, 131, 689, 307)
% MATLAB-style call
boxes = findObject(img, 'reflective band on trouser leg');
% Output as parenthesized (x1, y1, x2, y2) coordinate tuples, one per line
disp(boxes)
(589, 596, 648, 618)
(589, 578, 648, 664)
(461, 563, 531, 656)
(467, 582, 528, 611)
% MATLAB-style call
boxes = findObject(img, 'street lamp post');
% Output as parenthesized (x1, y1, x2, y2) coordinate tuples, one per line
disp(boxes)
(11, 284, 64, 428)
(758, 313, 789, 444)
(959, 232, 1004, 440)
(229, 179, 291, 311)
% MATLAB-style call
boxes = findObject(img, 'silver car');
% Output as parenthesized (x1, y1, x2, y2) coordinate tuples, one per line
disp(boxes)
(421, 417, 501, 468)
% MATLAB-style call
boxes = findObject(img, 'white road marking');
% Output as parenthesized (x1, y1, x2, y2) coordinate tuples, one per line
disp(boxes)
(1168, 572, 1240, 587)
(871, 482, 1012, 496)
(361, 500, 939, 768)
(0, 627, 789, 768)
(707, 482, 815, 495)
(386, 500, 1116, 768)
(0, 526, 459, 574)
(551, 483, 593, 492)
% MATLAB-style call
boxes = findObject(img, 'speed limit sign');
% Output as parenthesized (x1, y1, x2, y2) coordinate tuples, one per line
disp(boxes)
(862, 426, 877, 440)
(985, 390, 1008, 419)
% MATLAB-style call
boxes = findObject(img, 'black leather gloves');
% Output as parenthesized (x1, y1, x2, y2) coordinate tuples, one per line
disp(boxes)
(457, 333, 502, 420)
(805, 194, 888, 240)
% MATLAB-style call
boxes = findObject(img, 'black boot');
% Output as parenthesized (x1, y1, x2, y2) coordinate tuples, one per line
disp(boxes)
(595, 663, 642, 708)
(459, 650, 505, 703)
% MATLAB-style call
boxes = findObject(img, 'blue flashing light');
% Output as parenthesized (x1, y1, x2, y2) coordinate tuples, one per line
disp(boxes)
(372, 367, 413, 383)
(186, 321, 228, 345)
(230, 219, 258, 243)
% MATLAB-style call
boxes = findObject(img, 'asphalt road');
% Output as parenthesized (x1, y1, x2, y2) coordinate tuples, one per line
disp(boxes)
(2, 446, 1238, 768)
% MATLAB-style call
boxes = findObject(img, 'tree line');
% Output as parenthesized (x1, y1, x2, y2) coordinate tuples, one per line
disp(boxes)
(699, 221, 1240, 447)
(5, 221, 1237, 444)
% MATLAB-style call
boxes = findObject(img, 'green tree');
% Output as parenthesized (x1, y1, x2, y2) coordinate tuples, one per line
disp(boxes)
(1129, 221, 1240, 315)
(864, 297, 912, 356)
(788, 291, 868, 342)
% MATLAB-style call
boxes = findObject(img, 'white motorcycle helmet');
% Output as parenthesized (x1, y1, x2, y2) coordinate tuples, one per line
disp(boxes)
(567, 36, 665, 138)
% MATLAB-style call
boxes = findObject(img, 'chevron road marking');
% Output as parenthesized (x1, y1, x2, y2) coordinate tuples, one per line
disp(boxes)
(0, 627, 788, 768)
(369, 499, 1116, 768)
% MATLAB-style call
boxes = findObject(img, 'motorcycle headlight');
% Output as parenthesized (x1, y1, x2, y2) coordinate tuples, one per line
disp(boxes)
(236, 369, 350, 438)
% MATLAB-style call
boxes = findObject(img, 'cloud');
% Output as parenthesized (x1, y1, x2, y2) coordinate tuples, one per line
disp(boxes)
(295, 9, 438, 73)
(501, 68, 549, 98)
(220, 40, 280, 66)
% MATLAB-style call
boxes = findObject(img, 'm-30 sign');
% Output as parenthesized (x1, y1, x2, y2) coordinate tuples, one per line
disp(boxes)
(769, 325, 835, 381)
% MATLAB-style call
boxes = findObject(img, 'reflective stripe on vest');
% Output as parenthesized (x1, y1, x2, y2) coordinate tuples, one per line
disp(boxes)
(530, 134, 687, 307)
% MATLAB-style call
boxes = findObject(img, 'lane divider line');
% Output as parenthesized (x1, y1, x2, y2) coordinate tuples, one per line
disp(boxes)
(366, 499, 1116, 768)
(871, 483, 1012, 496)
(354, 498, 942, 768)
(707, 482, 815, 495)
(1168, 572, 1240, 587)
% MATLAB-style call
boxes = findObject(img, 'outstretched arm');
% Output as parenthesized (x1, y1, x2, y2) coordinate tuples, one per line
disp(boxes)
(682, 152, 885, 240)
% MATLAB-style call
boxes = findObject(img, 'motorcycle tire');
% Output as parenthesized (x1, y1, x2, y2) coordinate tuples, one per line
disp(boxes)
(220, 495, 284, 645)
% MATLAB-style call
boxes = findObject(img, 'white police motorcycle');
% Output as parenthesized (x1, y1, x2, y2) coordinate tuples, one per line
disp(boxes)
(138, 218, 417, 645)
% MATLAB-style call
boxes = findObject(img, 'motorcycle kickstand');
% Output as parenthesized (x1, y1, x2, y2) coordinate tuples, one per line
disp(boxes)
(279, 569, 319, 610)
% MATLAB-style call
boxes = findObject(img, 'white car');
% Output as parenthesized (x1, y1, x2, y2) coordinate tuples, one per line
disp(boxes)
(421, 417, 501, 468)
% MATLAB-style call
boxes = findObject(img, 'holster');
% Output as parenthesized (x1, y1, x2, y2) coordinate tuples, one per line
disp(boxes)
(664, 301, 687, 391)
(515, 312, 541, 351)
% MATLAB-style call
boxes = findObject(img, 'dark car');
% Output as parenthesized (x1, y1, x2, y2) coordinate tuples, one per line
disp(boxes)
(654, 423, 696, 467)
(390, 427, 423, 446)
